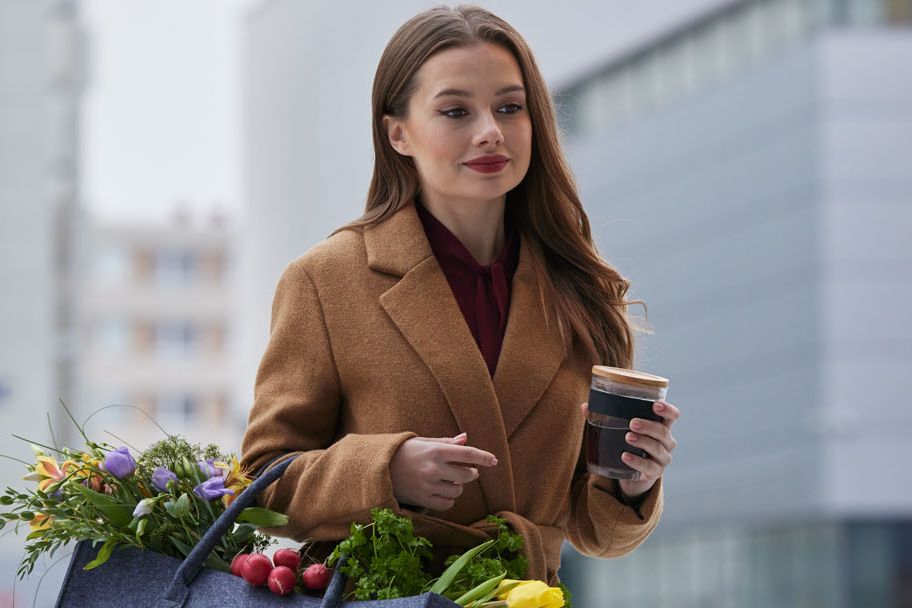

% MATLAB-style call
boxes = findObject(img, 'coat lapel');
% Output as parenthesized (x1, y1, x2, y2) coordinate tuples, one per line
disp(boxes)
(492, 245, 567, 439)
(363, 201, 567, 515)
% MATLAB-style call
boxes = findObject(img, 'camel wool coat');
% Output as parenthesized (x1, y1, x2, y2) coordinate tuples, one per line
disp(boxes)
(240, 200, 663, 585)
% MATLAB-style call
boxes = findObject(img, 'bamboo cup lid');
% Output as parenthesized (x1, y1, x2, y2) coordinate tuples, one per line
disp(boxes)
(591, 366, 669, 388)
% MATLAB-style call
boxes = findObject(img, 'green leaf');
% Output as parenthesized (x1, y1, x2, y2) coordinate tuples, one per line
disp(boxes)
(235, 507, 289, 528)
(136, 517, 148, 539)
(454, 571, 506, 606)
(72, 484, 133, 527)
(204, 554, 230, 573)
(83, 539, 117, 570)
(165, 493, 191, 519)
(430, 539, 495, 594)
(171, 536, 194, 557)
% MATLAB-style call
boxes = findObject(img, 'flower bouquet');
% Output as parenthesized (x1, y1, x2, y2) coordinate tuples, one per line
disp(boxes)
(0, 407, 289, 605)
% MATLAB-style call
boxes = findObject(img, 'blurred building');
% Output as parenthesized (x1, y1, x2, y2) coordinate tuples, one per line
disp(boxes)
(77, 208, 243, 452)
(556, 0, 912, 606)
(0, 0, 86, 605)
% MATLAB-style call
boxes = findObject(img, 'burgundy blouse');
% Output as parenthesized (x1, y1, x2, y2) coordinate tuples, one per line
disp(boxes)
(415, 198, 520, 377)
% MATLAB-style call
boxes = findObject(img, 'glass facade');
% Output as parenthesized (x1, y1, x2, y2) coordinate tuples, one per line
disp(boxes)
(558, 0, 911, 139)
(560, 520, 912, 607)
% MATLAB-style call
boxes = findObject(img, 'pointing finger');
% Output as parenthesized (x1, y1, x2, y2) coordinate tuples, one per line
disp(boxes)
(443, 444, 498, 467)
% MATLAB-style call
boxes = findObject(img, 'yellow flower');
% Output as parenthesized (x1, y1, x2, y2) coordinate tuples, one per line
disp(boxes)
(24, 456, 65, 493)
(215, 457, 252, 507)
(29, 513, 53, 533)
(62, 455, 104, 491)
(495, 580, 565, 608)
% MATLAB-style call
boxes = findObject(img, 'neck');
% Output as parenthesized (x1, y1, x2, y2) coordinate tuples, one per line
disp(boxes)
(420, 194, 507, 265)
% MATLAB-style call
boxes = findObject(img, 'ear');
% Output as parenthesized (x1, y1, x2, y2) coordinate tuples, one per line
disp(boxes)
(382, 115, 411, 157)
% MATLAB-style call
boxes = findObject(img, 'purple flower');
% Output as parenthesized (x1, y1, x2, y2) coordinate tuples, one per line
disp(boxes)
(193, 476, 234, 502)
(151, 467, 177, 492)
(197, 459, 220, 479)
(103, 447, 135, 479)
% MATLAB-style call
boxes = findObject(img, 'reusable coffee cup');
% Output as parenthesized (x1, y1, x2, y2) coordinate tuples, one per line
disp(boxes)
(585, 366, 669, 481)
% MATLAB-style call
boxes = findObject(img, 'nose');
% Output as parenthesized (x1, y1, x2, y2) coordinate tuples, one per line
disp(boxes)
(471, 110, 504, 148)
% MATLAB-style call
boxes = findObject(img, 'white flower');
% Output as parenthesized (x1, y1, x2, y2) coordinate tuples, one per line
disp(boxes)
(132, 498, 155, 518)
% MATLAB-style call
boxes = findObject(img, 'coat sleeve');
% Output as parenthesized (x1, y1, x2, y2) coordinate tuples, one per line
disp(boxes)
(240, 260, 417, 542)
(564, 429, 663, 559)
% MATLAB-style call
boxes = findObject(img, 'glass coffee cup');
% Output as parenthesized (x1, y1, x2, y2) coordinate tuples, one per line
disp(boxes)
(585, 366, 669, 481)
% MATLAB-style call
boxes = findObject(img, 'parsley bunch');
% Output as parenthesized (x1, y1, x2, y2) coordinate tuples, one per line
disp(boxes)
(327, 508, 434, 600)
(440, 514, 528, 598)
(327, 509, 530, 602)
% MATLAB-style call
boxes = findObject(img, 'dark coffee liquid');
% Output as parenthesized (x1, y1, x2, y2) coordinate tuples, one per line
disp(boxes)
(585, 419, 646, 480)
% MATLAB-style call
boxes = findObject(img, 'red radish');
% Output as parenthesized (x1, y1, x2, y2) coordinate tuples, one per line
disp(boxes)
(230, 553, 250, 577)
(241, 553, 273, 587)
(273, 548, 300, 571)
(301, 563, 331, 591)
(267, 566, 296, 596)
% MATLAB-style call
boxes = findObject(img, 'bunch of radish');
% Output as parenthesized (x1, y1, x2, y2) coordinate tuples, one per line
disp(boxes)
(230, 548, 332, 597)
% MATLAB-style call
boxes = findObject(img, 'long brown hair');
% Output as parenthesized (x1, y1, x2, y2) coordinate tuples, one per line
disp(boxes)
(332, 4, 643, 368)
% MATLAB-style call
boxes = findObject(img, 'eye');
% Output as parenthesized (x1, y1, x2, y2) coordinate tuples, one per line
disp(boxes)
(441, 108, 468, 119)
(499, 103, 524, 114)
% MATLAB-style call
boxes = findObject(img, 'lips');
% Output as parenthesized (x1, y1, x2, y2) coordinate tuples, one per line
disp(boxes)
(464, 155, 510, 173)
(465, 155, 509, 166)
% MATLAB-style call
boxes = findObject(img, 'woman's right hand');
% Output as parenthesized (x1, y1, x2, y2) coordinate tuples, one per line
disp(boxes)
(390, 432, 498, 512)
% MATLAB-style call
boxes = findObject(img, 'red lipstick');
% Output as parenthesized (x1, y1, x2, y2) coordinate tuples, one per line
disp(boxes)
(464, 154, 510, 174)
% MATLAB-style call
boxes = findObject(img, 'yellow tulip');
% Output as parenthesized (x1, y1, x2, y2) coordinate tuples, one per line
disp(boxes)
(495, 579, 564, 608)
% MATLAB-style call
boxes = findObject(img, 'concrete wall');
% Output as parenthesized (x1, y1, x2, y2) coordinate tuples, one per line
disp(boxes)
(817, 31, 912, 516)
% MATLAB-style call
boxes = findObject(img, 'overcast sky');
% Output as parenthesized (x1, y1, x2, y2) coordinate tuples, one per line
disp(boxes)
(81, 0, 732, 223)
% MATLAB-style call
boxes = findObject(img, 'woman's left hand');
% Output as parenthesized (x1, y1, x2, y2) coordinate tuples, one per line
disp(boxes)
(580, 400, 680, 499)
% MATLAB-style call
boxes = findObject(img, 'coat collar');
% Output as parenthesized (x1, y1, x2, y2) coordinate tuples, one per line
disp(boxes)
(363, 201, 567, 515)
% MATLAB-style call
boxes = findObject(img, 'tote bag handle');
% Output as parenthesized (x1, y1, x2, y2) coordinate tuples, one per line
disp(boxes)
(153, 453, 347, 607)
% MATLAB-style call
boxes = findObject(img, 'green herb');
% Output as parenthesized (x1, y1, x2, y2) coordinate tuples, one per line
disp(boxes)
(327, 507, 434, 600)
(326, 510, 530, 602)
(558, 582, 573, 607)
(134, 434, 220, 480)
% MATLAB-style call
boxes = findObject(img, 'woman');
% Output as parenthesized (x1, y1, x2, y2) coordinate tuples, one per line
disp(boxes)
(240, 5, 680, 585)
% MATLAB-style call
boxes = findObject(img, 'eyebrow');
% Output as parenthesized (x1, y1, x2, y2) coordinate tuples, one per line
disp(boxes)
(433, 85, 526, 99)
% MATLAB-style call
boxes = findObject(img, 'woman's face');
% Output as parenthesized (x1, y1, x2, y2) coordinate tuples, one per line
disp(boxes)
(384, 42, 532, 210)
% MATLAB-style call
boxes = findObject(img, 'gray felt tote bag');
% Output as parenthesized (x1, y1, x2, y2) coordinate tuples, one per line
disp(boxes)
(54, 454, 460, 608)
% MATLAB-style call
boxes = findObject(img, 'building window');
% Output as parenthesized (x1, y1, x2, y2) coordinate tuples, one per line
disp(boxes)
(0, 379, 12, 408)
(156, 322, 198, 357)
(133, 249, 155, 282)
(94, 245, 128, 282)
(94, 318, 129, 354)
(157, 393, 198, 426)
(200, 251, 226, 282)
(203, 324, 226, 354)
(156, 249, 197, 285)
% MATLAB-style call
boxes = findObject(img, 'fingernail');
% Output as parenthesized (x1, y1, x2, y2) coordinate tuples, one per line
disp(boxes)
(626, 433, 637, 443)
(456, 432, 467, 438)
(630, 419, 642, 430)
(655, 402, 665, 411)
(492, 457, 499, 465)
